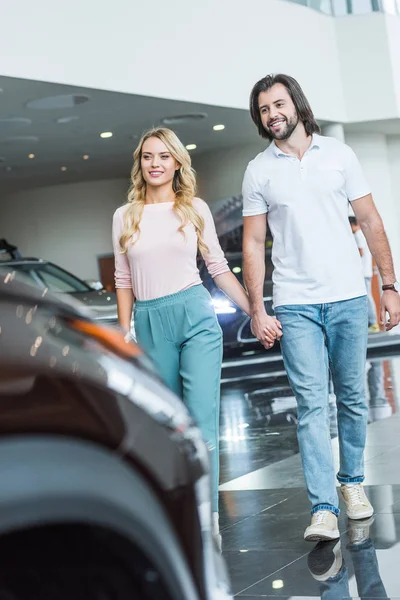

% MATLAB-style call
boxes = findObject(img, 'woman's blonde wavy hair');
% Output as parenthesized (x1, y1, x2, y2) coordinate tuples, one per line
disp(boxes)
(119, 127, 209, 255)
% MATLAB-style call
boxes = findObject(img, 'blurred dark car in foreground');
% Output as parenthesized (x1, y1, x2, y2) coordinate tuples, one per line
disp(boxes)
(0, 269, 232, 600)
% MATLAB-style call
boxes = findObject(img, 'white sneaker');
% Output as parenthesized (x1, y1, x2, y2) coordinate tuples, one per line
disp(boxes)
(340, 484, 374, 520)
(304, 510, 340, 542)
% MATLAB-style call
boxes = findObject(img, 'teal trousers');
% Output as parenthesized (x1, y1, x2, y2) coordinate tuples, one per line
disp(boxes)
(134, 284, 223, 511)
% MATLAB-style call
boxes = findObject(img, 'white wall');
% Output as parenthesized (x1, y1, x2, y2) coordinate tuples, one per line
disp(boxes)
(2, 2, 400, 123)
(387, 135, 400, 262)
(341, 133, 400, 274)
(0, 0, 345, 122)
(335, 14, 400, 122)
(0, 178, 129, 279)
(386, 15, 400, 111)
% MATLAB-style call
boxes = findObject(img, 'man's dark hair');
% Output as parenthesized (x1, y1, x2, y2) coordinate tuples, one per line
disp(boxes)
(348, 216, 358, 226)
(249, 73, 321, 141)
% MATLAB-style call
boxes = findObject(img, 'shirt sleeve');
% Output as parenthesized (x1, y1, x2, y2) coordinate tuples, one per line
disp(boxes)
(112, 208, 132, 289)
(195, 198, 230, 279)
(242, 164, 269, 217)
(344, 146, 371, 202)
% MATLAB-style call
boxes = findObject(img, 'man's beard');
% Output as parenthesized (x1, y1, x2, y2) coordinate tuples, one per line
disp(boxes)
(266, 113, 299, 141)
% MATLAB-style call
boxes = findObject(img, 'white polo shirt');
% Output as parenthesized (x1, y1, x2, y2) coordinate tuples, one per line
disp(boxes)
(242, 134, 369, 308)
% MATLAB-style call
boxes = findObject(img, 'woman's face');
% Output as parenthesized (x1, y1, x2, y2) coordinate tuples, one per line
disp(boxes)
(141, 136, 180, 188)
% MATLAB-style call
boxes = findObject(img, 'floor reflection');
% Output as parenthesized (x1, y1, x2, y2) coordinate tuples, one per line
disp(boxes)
(308, 519, 387, 599)
(219, 353, 400, 598)
(220, 356, 399, 484)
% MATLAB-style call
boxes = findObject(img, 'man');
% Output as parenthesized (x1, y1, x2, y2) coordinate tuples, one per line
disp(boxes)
(349, 216, 380, 332)
(242, 73, 400, 541)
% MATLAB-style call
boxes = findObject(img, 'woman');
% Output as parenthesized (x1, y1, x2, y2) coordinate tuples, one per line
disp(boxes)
(112, 127, 251, 543)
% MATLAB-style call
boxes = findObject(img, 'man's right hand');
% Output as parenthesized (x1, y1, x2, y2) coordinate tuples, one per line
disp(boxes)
(250, 310, 283, 350)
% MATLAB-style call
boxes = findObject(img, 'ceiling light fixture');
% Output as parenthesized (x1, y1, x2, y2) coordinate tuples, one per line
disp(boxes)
(213, 124, 225, 131)
(61, 166, 67, 172)
(28, 153, 35, 159)
(26, 94, 90, 110)
(100, 131, 113, 139)
(83, 154, 89, 160)
(56, 116, 80, 124)
(185, 144, 197, 151)
(161, 113, 207, 125)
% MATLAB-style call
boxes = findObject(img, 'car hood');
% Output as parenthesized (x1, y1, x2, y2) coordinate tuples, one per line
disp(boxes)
(72, 290, 118, 322)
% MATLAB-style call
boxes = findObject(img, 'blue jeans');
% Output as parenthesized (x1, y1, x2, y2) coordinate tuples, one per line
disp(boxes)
(274, 296, 369, 514)
(365, 277, 378, 326)
(319, 540, 388, 599)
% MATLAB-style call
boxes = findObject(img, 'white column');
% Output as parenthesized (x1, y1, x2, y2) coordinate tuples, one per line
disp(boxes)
(346, 133, 400, 279)
(322, 122, 346, 143)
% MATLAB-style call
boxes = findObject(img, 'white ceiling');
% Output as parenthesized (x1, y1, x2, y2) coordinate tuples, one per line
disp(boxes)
(0, 75, 260, 194)
(1, 75, 399, 195)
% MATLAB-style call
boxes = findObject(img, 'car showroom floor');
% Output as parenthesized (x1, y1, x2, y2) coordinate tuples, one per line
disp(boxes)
(218, 339, 400, 598)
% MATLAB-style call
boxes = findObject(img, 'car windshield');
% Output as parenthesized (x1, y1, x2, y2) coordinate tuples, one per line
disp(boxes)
(9, 263, 91, 294)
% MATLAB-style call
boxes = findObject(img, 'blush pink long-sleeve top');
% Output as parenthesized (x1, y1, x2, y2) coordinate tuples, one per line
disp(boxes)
(112, 197, 229, 300)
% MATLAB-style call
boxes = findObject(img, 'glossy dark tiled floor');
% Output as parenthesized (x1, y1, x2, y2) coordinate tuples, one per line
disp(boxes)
(218, 353, 400, 598)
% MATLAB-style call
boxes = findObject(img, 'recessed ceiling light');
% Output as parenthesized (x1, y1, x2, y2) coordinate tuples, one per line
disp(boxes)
(213, 124, 225, 131)
(0, 136, 39, 145)
(28, 153, 35, 159)
(26, 94, 90, 110)
(100, 131, 113, 139)
(83, 154, 89, 160)
(272, 580, 284, 590)
(0, 117, 32, 130)
(186, 144, 197, 151)
(56, 116, 80, 124)
(61, 166, 67, 172)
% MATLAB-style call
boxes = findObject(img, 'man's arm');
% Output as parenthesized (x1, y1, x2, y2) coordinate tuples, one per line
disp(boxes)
(352, 194, 400, 330)
(243, 214, 282, 348)
(243, 214, 267, 314)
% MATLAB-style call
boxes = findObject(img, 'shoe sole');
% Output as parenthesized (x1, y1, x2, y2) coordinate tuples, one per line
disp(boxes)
(347, 508, 374, 520)
(304, 530, 340, 542)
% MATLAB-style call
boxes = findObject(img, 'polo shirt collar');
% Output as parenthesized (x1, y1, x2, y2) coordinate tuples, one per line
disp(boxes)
(270, 133, 321, 158)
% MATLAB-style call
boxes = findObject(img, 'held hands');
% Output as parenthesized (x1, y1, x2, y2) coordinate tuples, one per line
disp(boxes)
(380, 290, 400, 331)
(250, 310, 283, 350)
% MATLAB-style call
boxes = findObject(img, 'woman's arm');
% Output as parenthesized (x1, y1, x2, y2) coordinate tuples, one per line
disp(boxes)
(196, 198, 251, 316)
(112, 208, 135, 332)
(116, 288, 135, 333)
(213, 271, 251, 316)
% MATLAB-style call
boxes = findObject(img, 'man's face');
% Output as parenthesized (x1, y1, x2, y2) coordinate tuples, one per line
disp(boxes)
(258, 83, 299, 141)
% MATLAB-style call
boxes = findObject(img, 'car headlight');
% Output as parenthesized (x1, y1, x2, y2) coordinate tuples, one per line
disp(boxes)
(211, 298, 237, 314)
